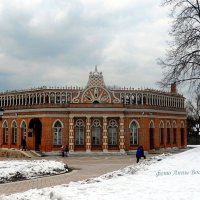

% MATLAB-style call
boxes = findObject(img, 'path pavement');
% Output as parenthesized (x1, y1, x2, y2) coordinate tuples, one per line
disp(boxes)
(0, 155, 141, 195)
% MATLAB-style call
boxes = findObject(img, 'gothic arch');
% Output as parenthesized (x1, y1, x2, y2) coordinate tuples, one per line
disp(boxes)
(2, 120, 8, 128)
(149, 120, 155, 128)
(166, 121, 171, 128)
(11, 120, 17, 127)
(52, 119, 64, 128)
(159, 120, 164, 128)
(180, 121, 185, 128)
(129, 119, 140, 128)
(20, 120, 27, 128)
(173, 120, 177, 128)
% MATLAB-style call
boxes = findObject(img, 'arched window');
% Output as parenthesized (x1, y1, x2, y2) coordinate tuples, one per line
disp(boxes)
(3, 121, 8, 144)
(130, 121, 139, 145)
(75, 119, 85, 145)
(92, 119, 101, 145)
(131, 94, 136, 104)
(56, 92, 61, 104)
(50, 93, 55, 104)
(21, 121, 27, 141)
(149, 121, 155, 128)
(166, 121, 171, 144)
(143, 95, 147, 104)
(180, 121, 185, 146)
(11, 121, 17, 144)
(61, 93, 66, 104)
(159, 121, 164, 145)
(180, 121, 185, 128)
(53, 121, 62, 145)
(108, 119, 118, 145)
(173, 121, 177, 144)
(137, 94, 142, 104)
(149, 121, 155, 149)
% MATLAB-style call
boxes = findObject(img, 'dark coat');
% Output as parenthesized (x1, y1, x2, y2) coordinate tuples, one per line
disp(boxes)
(140, 147, 145, 157)
(136, 147, 142, 158)
(22, 139, 26, 146)
(65, 145, 69, 152)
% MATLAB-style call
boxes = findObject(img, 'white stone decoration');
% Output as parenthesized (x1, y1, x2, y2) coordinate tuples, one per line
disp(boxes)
(72, 66, 120, 104)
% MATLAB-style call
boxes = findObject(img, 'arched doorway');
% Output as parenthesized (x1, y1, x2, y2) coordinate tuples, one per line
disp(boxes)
(29, 118, 42, 150)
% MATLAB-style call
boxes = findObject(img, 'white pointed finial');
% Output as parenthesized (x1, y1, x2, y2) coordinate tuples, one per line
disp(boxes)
(95, 65, 98, 72)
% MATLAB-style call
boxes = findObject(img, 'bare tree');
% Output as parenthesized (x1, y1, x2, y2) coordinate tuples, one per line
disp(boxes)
(159, 0, 200, 89)
(186, 87, 200, 134)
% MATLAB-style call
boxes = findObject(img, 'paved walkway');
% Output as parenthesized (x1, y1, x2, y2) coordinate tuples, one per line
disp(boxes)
(0, 155, 139, 195)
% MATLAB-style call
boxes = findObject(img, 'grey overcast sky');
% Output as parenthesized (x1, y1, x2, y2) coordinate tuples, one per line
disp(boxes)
(0, 0, 172, 92)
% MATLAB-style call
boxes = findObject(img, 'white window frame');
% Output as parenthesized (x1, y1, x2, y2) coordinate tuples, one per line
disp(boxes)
(53, 121, 62, 145)
(108, 119, 118, 145)
(130, 122, 138, 145)
(75, 119, 85, 145)
(92, 119, 101, 145)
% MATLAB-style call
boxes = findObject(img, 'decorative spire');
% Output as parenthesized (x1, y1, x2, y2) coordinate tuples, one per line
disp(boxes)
(95, 65, 98, 73)
(86, 66, 106, 88)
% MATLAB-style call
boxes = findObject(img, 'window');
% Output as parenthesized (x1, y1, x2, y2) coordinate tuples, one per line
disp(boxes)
(53, 121, 62, 145)
(108, 119, 118, 145)
(3, 121, 8, 144)
(75, 119, 85, 145)
(130, 121, 139, 145)
(50, 93, 55, 104)
(166, 122, 170, 144)
(149, 121, 154, 149)
(21, 121, 27, 141)
(12, 121, 17, 144)
(173, 121, 177, 144)
(92, 119, 101, 145)
(180, 121, 185, 146)
(149, 121, 154, 129)
(160, 121, 164, 145)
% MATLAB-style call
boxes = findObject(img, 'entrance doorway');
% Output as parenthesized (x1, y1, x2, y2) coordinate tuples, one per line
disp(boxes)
(29, 118, 42, 150)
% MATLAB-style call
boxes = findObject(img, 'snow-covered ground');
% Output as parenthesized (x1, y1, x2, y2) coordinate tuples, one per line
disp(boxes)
(1, 147, 200, 200)
(0, 160, 68, 183)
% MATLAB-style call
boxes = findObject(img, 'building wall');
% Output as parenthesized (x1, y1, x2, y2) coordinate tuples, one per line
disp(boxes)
(0, 68, 187, 153)
(0, 105, 187, 153)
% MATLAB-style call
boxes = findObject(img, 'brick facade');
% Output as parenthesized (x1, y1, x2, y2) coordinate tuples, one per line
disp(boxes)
(0, 68, 187, 154)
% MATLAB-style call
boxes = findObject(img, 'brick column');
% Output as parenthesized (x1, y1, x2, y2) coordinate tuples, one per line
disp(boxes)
(68, 117, 74, 152)
(102, 116, 108, 152)
(119, 117, 125, 152)
(86, 116, 91, 152)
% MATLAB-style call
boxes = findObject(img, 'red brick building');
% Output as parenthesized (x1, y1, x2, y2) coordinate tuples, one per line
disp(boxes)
(0, 67, 187, 154)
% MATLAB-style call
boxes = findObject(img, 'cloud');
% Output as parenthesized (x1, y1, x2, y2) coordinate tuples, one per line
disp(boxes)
(0, 0, 171, 91)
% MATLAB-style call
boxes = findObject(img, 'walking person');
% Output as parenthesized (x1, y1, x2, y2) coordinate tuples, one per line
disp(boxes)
(22, 139, 26, 151)
(65, 145, 69, 157)
(61, 145, 66, 157)
(140, 145, 146, 160)
(136, 145, 146, 163)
